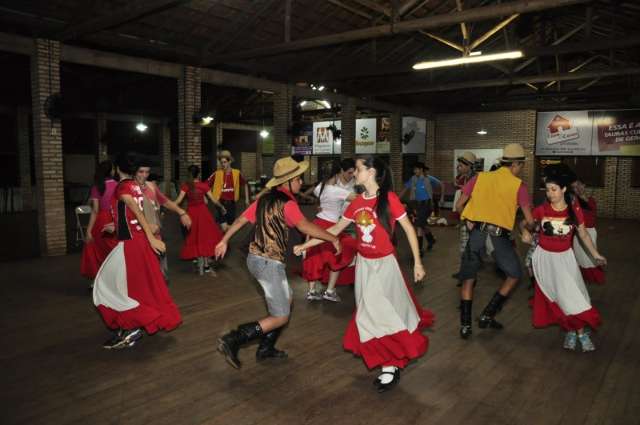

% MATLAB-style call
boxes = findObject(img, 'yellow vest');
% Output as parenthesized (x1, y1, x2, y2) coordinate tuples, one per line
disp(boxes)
(461, 166, 521, 230)
(211, 169, 241, 201)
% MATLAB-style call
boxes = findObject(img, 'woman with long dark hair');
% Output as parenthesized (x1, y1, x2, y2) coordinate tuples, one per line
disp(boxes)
(175, 164, 226, 275)
(93, 152, 181, 349)
(80, 160, 118, 281)
(571, 178, 605, 284)
(522, 168, 606, 352)
(295, 156, 434, 393)
(302, 159, 357, 302)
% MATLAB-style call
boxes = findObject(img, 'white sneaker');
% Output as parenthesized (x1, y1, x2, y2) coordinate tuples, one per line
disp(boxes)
(322, 290, 341, 302)
(306, 290, 322, 301)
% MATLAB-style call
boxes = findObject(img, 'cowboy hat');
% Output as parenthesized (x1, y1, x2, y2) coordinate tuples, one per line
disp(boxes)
(500, 143, 526, 162)
(266, 157, 309, 188)
(457, 151, 477, 165)
(217, 150, 233, 162)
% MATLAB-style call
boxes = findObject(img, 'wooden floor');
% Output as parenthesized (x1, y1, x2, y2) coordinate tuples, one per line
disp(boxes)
(2, 215, 640, 425)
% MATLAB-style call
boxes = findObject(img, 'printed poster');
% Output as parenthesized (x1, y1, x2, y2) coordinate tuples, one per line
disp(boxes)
(292, 123, 313, 155)
(535, 111, 593, 156)
(313, 121, 340, 155)
(592, 109, 640, 156)
(377, 117, 391, 154)
(355, 118, 377, 154)
(402, 117, 426, 154)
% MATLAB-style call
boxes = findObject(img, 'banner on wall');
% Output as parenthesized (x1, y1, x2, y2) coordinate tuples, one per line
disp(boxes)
(377, 117, 391, 153)
(402, 116, 426, 153)
(355, 118, 377, 154)
(292, 123, 313, 155)
(313, 121, 340, 155)
(535, 109, 640, 156)
(535, 111, 593, 156)
(592, 109, 640, 156)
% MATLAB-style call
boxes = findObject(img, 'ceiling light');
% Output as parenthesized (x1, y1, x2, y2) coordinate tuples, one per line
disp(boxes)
(477, 129, 488, 135)
(136, 122, 148, 132)
(413, 50, 523, 71)
(321, 100, 331, 109)
(260, 129, 270, 138)
(469, 51, 482, 56)
(317, 85, 325, 91)
(193, 112, 214, 126)
(299, 101, 307, 107)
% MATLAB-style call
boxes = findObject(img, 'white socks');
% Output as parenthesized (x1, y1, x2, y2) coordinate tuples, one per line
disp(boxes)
(378, 366, 398, 384)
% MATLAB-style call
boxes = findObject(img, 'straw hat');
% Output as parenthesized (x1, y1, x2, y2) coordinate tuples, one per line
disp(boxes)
(265, 157, 309, 188)
(500, 143, 526, 162)
(217, 150, 233, 162)
(457, 151, 477, 166)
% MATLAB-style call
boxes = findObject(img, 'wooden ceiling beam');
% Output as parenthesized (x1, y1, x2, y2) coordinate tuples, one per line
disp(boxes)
(56, 0, 192, 41)
(214, 0, 589, 60)
(373, 67, 640, 96)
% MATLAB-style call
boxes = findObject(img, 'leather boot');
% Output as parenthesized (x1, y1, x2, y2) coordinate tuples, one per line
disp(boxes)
(460, 300, 472, 339)
(218, 322, 263, 369)
(478, 292, 507, 330)
(256, 328, 288, 361)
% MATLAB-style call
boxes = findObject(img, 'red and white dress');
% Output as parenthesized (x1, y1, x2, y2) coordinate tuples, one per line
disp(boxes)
(80, 179, 118, 279)
(342, 192, 434, 369)
(179, 181, 224, 260)
(302, 183, 357, 286)
(572, 197, 605, 284)
(531, 202, 601, 331)
(93, 179, 181, 333)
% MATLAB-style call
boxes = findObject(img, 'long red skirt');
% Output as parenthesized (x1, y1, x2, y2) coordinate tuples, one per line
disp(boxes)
(301, 217, 357, 286)
(580, 267, 606, 285)
(94, 237, 182, 333)
(532, 284, 601, 331)
(180, 204, 223, 259)
(342, 254, 435, 369)
(80, 210, 118, 279)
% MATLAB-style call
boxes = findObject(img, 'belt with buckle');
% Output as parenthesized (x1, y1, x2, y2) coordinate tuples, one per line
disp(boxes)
(477, 222, 511, 237)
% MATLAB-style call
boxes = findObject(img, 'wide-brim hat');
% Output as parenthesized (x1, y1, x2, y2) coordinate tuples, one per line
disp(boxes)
(457, 151, 477, 165)
(266, 157, 309, 188)
(500, 143, 526, 162)
(217, 150, 233, 162)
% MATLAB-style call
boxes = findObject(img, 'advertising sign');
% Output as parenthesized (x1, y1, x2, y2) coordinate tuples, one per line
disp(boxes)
(355, 118, 377, 154)
(313, 121, 339, 155)
(535, 111, 593, 156)
(292, 123, 313, 155)
(592, 110, 640, 156)
(402, 117, 426, 154)
(377, 117, 391, 153)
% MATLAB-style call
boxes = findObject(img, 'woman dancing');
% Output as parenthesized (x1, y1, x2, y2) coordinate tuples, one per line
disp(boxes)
(571, 178, 605, 284)
(295, 156, 434, 393)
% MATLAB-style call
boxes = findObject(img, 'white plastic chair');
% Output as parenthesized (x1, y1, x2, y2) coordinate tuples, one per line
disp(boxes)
(75, 205, 92, 245)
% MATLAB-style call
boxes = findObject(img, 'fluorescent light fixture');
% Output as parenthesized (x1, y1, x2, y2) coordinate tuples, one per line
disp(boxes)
(299, 100, 307, 107)
(413, 50, 523, 70)
(317, 85, 325, 91)
(469, 51, 482, 56)
(260, 129, 270, 138)
(477, 129, 488, 135)
(136, 122, 148, 132)
(321, 100, 331, 109)
(201, 115, 214, 125)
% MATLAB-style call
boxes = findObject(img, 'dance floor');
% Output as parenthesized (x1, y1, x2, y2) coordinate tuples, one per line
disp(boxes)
(2, 215, 639, 425)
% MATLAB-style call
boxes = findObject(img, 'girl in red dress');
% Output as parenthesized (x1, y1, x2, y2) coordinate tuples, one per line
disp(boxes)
(80, 160, 118, 281)
(296, 156, 434, 393)
(522, 170, 606, 352)
(302, 160, 357, 302)
(571, 178, 605, 284)
(93, 153, 182, 349)
(175, 165, 226, 275)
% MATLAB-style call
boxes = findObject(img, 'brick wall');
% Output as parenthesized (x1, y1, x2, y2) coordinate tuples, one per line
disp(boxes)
(590, 157, 640, 219)
(273, 87, 291, 159)
(390, 112, 403, 191)
(431, 110, 537, 191)
(341, 99, 356, 158)
(159, 123, 172, 194)
(31, 39, 67, 256)
(178, 65, 201, 181)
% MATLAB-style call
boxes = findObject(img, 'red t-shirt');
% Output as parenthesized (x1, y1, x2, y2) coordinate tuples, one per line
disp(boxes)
(533, 201, 585, 252)
(180, 181, 212, 206)
(242, 188, 304, 228)
(209, 170, 247, 201)
(343, 192, 407, 258)
(113, 179, 146, 238)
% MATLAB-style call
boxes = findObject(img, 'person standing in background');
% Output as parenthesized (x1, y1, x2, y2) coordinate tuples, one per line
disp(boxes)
(208, 150, 250, 232)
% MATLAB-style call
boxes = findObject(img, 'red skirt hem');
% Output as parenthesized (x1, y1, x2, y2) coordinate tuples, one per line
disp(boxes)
(580, 266, 606, 285)
(80, 210, 117, 279)
(532, 284, 601, 331)
(97, 304, 181, 334)
(180, 204, 223, 259)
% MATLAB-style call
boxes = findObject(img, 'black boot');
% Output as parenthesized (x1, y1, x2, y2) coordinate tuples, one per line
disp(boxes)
(426, 232, 436, 251)
(218, 322, 263, 369)
(256, 328, 288, 361)
(460, 300, 473, 339)
(478, 292, 507, 330)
